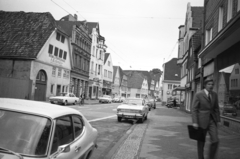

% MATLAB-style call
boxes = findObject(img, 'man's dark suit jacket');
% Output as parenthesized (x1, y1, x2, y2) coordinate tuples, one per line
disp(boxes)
(192, 90, 221, 129)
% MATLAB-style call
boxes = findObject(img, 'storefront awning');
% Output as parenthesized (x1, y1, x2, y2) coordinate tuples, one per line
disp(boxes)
(173, 87, 186, 91)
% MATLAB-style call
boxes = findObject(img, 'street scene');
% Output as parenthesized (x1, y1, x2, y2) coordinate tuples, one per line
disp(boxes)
(1, 0, 240, 159)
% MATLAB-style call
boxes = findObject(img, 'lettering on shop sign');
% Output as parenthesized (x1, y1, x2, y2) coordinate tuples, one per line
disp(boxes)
(49, 54, 65, 66)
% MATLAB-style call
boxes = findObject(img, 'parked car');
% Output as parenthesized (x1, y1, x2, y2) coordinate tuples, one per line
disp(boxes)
(116, 98, 149, 123)
(144, 98, 152, 111)
(99, 95, 112, 103)
(112, 96, 122, 103)
(166, 99, 180, 108)
(0, 98, 98, 159)
(49, 92, 79, 105)
(222, 103, 237, 116)
(148, 97, 156, 109)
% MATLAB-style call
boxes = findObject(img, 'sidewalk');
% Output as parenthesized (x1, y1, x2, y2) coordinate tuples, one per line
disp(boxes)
(111, 102, 240, 159)
(79, 99, 99, 105)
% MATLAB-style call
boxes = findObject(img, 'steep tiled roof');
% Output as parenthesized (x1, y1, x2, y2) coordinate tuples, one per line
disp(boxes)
(127, 72, 145, 89)
(0, 11, 57, 59)
(57, 21, 83, 36)
(104, 53, 110, 64)
(163, 58, 181, 81)
(86, 22, 99, 35)
(123, 70, 151, 89)
(191, 7, 204, 28)
(192, 29, 202, 52)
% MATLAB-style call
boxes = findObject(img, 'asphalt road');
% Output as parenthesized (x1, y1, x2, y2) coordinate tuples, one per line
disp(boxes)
(69, 102, 134, 159)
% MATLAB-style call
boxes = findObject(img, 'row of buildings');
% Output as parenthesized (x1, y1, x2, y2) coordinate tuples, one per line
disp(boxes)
(0, 11, 162, 101)
(161, 0, 240, 133)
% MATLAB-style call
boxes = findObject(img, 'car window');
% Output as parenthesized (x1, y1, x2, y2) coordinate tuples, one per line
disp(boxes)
(0, 110, 51, 156)
(51, 116, 74, 154)
(73, 115, 84, 138)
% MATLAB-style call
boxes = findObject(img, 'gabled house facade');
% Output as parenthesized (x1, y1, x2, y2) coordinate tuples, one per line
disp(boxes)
(0, 11, 71, 101)
(161, 58, 181, 105)
(126, 72, 148, 98)
(87, 22, 107, 99)
(103, 53, 113, 95)
(58, 15, 91, 99)
(176, 3, 203, 111)
(120, 73, 128, 97)
(112, 66, 121, 97)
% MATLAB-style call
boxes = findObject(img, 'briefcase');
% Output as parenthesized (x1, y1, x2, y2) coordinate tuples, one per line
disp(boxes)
(187, 125, 206, 142)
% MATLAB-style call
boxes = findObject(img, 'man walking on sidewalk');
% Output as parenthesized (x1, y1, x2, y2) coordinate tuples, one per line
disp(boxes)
(192, 78, 221, 159)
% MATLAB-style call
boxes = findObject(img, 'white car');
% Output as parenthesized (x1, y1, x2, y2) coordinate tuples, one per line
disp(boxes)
(117, 98, 149, 123)
(98, 95, 112, 103)
(49, 92, 79, 105)
(0, 98, 98, 159)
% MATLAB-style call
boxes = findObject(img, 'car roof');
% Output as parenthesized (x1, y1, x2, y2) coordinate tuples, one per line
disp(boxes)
(0, 98, 81, 119)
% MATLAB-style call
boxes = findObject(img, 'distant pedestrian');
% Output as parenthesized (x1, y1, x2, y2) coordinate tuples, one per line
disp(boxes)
(173, 98, 177, 107)
(80, 93, 85, 105)
(192, 78, 220, 159)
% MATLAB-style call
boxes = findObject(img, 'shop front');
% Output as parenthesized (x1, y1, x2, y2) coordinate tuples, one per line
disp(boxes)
(88, 78, 103, 99)
(102, 80, 112, 95)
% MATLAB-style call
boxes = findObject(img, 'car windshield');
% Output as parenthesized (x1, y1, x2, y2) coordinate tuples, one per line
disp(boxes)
(59, 93, 68, 96)
(0, 109, 51, 156)
(124, 99, 143, 105)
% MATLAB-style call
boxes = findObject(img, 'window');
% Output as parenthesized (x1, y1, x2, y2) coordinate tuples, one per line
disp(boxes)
(227, 0, 233, 22)
(104, 69, 107, 77)
(58, 68, 62, 77)
(62, 86, 65, 92)
(98, 65, 101, 75)
(108, 61, 110, 66)
(51, 116, 73, 154)
(218, 7, 223, 32)
(238, 0, 240, 11)
(66, 70, 70, 78)
(52, 67, 56, 77)
(54, 47, 59, 56)
(63, 51, 67, 60)
(51, 84, 54, 94)
(168, 84, 172, 90)
(235, 68, 239, 74)
(48, 44, 53, 54)
(56, 32, 61, 41)
(73, 115, 84, 138)
(205, 28, 212, 45)
(63, 69, 67, 78)
(59, 49, 63, 58)
(108, 71, 112, 79)
(61, 36, 65, 43)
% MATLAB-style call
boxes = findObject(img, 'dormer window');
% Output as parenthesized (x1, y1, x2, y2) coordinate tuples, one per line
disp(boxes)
(56, 32, 65, 43)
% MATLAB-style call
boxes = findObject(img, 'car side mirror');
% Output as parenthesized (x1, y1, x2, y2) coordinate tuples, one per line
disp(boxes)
(58, 144, 71, 153)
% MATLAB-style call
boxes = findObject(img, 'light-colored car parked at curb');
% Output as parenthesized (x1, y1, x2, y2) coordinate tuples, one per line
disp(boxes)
(0, 98, 98, 159)
(116, 98, 149, 123)
(98, 95, 112, 103)
(49, 92, 79, 105)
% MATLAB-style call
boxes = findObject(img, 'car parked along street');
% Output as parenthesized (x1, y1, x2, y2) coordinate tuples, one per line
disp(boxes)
(0, 98, 98, 159)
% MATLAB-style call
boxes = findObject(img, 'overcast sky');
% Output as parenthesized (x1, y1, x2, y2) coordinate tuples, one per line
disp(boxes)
(0, 0, 203, 71)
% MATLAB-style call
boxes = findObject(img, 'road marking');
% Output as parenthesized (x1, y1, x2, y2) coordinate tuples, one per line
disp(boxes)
(89, 115, 116, 122)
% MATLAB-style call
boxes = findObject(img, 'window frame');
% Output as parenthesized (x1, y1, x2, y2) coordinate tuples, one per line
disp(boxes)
(48, 44, 53, 54)
(227, 0, 233, 22)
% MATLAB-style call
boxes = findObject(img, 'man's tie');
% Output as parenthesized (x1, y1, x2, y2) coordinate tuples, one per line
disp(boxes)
(208, 93, 212, 103)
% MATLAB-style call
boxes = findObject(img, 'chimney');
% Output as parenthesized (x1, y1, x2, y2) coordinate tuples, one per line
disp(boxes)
(74, 14, 78, 20)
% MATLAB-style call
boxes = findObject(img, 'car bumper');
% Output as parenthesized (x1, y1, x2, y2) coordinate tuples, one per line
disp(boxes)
(117, 113, 144, 119)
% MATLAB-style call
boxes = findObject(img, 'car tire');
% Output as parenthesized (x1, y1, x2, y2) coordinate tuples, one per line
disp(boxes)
(145, 115, 148, 120)
(63, 100, 68, 106)
(232, 113, 237, 116)
(118, 117, 122, 122)
(139, 116, 145, 123)
(50, 102, 54, 104)
(149, 108, 151, 111)
(73, 100, 77, 105)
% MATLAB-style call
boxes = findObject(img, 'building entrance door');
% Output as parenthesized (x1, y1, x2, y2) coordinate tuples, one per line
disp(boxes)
(34, 70, 47, 101)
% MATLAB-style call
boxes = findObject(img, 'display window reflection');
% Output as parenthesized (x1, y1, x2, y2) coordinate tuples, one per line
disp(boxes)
(218, 63, 240, 118)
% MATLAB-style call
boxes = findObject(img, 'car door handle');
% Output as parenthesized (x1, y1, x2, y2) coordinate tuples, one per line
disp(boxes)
(75, 146, 81, 152)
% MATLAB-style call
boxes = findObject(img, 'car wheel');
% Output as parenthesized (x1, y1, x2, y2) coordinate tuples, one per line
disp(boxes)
(139, 116, 145, 123)
(63, 100, 68, 106)
(118, 117, 122, 122)
(50, 101, 54, 104)
(73, 100, 77, 105)
(232, 113, 237, 116)
(149, 108, 151, 111)
(145, 114, 148, 120)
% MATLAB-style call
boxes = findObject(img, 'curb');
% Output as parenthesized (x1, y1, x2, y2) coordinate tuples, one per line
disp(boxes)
(104, 123, 138, 159)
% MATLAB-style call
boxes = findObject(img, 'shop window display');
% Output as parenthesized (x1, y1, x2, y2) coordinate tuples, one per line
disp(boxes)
(218, 63, 240, 118)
